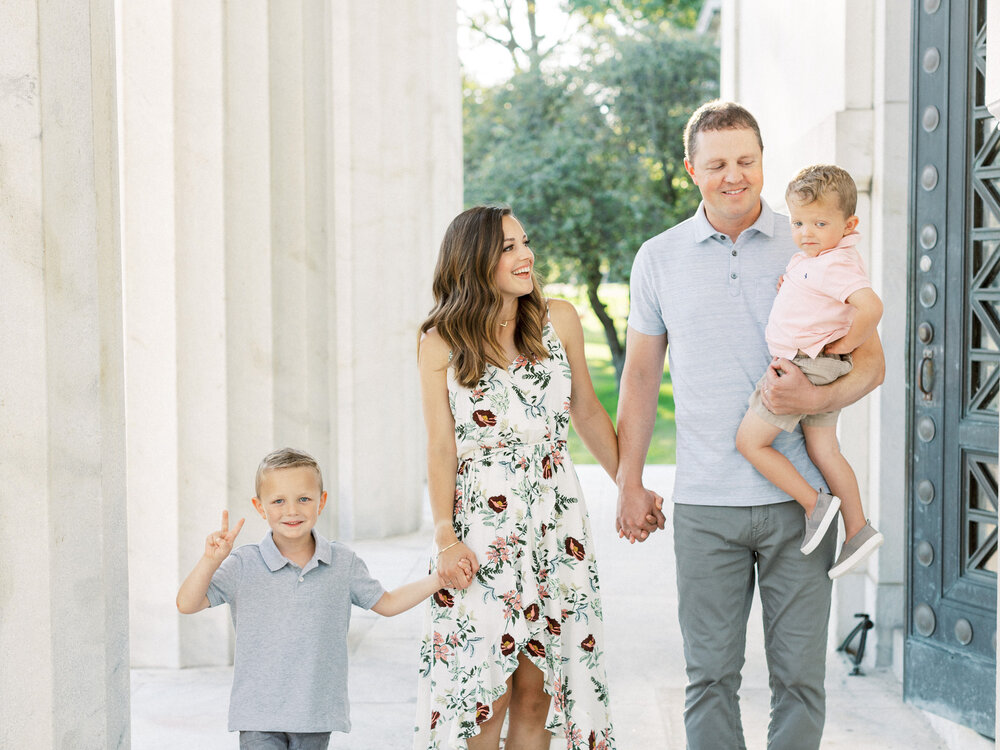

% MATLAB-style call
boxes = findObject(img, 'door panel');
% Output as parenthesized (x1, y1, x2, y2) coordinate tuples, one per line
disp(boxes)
(905, 0, 997, 737)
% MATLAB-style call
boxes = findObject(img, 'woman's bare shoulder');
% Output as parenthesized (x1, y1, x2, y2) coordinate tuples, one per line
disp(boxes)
(545, 297, 582, 334)
(418, 327, 452, 370)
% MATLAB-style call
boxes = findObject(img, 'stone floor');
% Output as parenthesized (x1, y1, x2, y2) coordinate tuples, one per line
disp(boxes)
(131, 466, 987, 749)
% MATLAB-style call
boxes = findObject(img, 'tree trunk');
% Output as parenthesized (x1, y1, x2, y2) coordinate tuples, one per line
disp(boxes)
(585, 278, 625, 385)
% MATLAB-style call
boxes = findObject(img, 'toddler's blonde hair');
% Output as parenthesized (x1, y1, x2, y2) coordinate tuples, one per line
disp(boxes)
(786, 164, 858, 216)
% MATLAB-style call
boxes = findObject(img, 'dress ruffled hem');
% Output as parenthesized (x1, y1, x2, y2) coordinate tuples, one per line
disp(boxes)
(415, 626, 615, 749)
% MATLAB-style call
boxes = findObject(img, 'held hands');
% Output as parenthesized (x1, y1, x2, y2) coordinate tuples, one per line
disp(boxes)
(616, 485, 665, 544)
(436, 539, 479, 590)
(204, 509, 245, 563)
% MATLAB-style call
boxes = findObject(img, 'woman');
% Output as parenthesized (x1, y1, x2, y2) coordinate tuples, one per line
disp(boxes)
(413, 206, 618, 750)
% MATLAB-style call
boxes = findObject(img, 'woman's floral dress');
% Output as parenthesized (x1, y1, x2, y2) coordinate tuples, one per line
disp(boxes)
(414, 322, 615, 750)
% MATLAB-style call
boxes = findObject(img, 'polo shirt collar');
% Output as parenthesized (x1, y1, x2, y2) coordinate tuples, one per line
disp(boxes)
(259, 529, 332, 572)
(692, 198, 777, 243)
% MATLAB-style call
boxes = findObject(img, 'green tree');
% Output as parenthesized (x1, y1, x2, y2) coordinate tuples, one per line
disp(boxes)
(589, 26, 718, 221)
(462, 6, 718, 381)
(462, 0, 568, 72)
(465, 69, 647, 375)
(566, 0, 703, 28)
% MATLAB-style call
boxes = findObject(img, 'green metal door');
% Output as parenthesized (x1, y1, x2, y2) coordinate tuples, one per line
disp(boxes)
(906, 0, 998, 736)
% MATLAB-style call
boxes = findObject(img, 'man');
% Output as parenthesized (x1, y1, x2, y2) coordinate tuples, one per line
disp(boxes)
(615, 101, 884, 749)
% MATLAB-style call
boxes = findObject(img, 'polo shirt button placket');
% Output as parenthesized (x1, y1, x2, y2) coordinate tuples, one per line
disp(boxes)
(728, 241, 741, 294)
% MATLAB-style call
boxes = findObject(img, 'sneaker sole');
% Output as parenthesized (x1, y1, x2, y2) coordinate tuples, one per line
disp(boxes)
(801, 496, 842, 555)
(828, 532, 885, 579)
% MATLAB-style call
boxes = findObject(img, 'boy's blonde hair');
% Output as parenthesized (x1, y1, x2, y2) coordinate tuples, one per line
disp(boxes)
(254, 447, 323, 497)
(785, 164, 858, 216)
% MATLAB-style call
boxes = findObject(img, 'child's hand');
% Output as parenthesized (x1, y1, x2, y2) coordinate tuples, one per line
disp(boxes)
(436, 541, 480, 589)
(204, 509, 245, 562)
(776, 274, 785, 292)
(438, 557, 474, 590)
(455, 558, 474, 588)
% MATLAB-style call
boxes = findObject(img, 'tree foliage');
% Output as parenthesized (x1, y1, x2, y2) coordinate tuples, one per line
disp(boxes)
(462, 5, 718, 380)
(565, 0, 704, 29)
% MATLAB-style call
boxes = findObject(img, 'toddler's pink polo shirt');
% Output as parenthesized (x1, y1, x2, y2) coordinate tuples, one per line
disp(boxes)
(765, 232, 872, 359)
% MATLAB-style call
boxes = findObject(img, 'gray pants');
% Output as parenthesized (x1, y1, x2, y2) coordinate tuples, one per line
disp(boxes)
(673, 501, 835, 750)
(239, 731, 332, 750)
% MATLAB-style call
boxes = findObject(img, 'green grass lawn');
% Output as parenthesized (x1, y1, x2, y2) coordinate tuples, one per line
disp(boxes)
(549, 283, 676, 465)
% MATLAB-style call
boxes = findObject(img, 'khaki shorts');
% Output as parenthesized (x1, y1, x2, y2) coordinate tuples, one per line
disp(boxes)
(748, 351, 853, 432)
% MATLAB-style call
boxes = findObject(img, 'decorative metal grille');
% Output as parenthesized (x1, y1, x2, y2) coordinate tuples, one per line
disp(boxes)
(965, 0, 999, 577)
(965, 450, 998, 574)
(970, 2, 1000, 421)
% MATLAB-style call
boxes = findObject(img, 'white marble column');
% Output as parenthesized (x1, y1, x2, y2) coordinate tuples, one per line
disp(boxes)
(267, 0, 336, 534)
(222, 2, 279, 558)
(122, 0, 231, 668)
(0, 0, 129, 746)
(174, 0, 231, 668)
(222, 0, 338, 544)
(330, 0, 462, 539)
(123, 0, 462, 667)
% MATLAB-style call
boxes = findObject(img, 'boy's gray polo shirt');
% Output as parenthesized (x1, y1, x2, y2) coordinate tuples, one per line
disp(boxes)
(628, 199, 824, 506)
(206, 530, 385, 733)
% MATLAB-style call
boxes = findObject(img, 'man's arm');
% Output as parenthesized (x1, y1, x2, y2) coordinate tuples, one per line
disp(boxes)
(616, 326, 668, 542)
(763, 329, 885, 415)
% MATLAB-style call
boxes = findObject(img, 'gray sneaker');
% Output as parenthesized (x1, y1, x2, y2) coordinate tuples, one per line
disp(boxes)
(801, 492, 841, 555)
(828, 522, 885, 579)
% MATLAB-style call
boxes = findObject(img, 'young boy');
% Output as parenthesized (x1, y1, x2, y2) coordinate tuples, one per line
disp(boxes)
(736, 164, 884, 579)
(176, 447, 471, 750)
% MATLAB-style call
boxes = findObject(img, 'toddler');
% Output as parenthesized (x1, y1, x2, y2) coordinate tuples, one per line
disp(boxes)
(736, 164, 884, 579)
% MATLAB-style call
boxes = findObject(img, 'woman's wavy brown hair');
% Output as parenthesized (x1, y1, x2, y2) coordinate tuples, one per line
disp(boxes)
(420, 205, 548, 388)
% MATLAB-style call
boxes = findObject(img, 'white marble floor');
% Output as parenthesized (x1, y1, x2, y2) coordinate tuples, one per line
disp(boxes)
(131, 466, 967, 750)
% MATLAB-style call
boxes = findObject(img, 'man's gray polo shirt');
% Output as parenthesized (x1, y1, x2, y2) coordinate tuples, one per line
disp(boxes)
(628, 199, 824, 506)
(207, 530, 385, 732)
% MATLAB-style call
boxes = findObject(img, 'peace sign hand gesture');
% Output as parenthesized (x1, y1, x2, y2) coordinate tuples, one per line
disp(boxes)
(205, 509, 245, 562)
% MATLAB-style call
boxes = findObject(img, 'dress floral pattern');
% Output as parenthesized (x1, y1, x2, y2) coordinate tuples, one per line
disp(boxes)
(414, 322, 615, 750)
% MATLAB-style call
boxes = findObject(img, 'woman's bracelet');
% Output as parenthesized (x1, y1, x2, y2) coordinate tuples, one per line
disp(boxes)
(436, 540, 460, 558)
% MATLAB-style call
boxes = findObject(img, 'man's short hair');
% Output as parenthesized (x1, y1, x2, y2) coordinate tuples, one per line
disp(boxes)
(785, 164, 858, 216)
(255, 447, 324, 497)
(684, 100, 763, 162)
